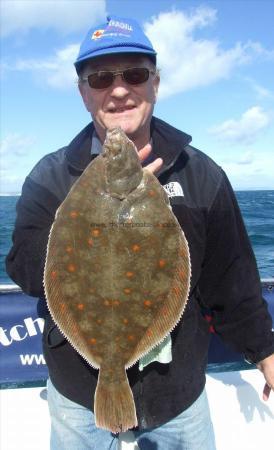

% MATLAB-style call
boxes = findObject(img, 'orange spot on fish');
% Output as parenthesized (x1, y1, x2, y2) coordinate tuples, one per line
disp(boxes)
(91, 229, 100, 237)
(172, 286, 180, 295)
(144, 300, 152, 307)
(89, 338, 97, 345)
(70, 211, 79, 219)
(104, 300, 110, 306)
(96, 319, 102, 324)
(132, 244, 140, 252)
(148, 190, 156, 197)
(66, 246, 73, 253)
(123, 318, 129, 325)
(158, 259, 166, 268)
(146, 329, 153, 337)
(113, 300, 120, 306)
(67, 264, 76, 273)
(162, 307, 168, 316)
(87, 238, 94, 246)
(71, 323, 79, 333)
(51, 270, 58, 280)
(126, 271, 134, 278)
(178, 270, 186, 280)
(124, 288, 131, 295)
(127, 335, 135, 341)
(77, 303, 84, 310)
(60, 303, 66, 312)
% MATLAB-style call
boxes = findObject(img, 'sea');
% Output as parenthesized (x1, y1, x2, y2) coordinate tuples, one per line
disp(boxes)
(0, 191, 273, 285)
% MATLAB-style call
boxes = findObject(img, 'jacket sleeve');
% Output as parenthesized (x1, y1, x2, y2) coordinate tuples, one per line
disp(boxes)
(5, 176, 60, 298)
(198, 172, 274, 363)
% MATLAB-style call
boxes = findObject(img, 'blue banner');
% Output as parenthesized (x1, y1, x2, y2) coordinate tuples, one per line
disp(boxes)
(0, 288, 48, 386)
(0, 283, 273, 385)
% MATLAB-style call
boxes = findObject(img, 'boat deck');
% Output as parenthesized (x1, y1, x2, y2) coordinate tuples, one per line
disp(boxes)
(1, 281, 273, 448)
(1, 370, 273, 450)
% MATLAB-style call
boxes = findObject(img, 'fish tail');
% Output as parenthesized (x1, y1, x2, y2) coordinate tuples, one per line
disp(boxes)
(94, 368, 137, 433)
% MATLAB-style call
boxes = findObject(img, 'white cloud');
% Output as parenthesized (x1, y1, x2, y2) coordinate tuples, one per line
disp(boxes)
(245, 41, 274, 61)
(11, 44, 79, 89)
(0, 174, 23, 195)
(1, 0, 106, 37)
(0, 133, 37, 194)
(0, 133, 36, 159)
(208, 106, 271, 145)
(237, 151, 254, 165)
(220, 151, 274, 190)
(1, 0, 106, 88)
(245, 77, 274, 100)
(144, 8, 272, 99)
(2, 5, 274, 95)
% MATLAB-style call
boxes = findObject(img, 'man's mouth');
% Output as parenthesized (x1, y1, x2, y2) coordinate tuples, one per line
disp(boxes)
(107, 105, 136, 113)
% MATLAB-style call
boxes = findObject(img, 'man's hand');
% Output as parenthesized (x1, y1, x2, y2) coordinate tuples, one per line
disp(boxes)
(138, 143, 163, 175)
(256, 353, 274, 401)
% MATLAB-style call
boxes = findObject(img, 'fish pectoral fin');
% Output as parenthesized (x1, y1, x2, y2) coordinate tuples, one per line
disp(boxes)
(94, 366, 137, 434)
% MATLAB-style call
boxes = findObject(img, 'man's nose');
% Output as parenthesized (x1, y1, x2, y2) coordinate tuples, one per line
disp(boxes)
(109, 74, 130, 98)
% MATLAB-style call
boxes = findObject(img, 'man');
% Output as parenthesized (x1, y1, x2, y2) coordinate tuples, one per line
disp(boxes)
(6, 15, 274, 450)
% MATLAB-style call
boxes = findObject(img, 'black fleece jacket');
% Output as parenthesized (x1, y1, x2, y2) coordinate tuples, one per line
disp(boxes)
(6, 117, 274, 429)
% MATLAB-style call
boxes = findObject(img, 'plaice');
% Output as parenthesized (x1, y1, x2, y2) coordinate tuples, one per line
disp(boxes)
(44, 127, 191, 433)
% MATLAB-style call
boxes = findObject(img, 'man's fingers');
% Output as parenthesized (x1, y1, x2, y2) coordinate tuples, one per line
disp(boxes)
(138, 143, 152, 162)
(145, 158, 163, 175)
(257, 354, 274, 401)
(137, 143, 163, 174)
(262, 383, 272, 401)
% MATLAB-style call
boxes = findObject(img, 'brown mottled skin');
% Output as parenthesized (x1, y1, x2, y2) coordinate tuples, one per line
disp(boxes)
(44, 128, 191, 433)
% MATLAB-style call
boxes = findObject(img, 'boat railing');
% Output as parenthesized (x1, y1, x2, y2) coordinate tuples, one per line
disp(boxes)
(0, 279, 273, 388)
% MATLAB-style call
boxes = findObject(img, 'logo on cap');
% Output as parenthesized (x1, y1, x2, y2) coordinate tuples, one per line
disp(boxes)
(108, 20, 133, 32)
(92, 29, 105, 40)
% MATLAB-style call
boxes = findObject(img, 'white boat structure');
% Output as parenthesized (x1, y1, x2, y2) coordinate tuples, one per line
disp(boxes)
(1, 281, 273, 450)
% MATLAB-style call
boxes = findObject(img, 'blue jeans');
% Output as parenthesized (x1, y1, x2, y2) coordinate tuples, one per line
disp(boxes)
(47, 378, 216, 450)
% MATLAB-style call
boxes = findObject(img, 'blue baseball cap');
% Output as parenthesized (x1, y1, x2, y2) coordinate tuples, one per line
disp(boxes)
(74, 15, 157, 71)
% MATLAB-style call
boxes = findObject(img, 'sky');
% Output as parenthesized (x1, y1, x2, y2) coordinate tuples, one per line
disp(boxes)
(1, 0, 274, 194)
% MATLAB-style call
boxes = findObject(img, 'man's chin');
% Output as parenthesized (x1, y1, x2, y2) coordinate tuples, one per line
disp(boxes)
(95, 119, 141, 143)
(105, 122, 137, 137)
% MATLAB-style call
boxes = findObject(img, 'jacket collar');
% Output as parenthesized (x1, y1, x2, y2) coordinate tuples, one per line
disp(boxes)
(65, 117, 192, 174)
(150, 117, 192, 176)
(65, 122, 95, 172)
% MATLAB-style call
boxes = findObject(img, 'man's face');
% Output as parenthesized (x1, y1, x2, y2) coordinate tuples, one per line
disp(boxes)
(78, 54, 160, 146)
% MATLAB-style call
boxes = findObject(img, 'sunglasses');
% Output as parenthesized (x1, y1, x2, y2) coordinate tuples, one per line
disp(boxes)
(81, 67, 155, 90)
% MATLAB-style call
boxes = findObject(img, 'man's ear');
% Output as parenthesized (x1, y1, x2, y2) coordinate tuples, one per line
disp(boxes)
(153, 72, 160, 103)
(78, 82, 90, 112)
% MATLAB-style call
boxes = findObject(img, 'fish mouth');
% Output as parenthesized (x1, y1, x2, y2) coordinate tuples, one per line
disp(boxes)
(106, 127, 124, 139)
(104, 128, 129, 156)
